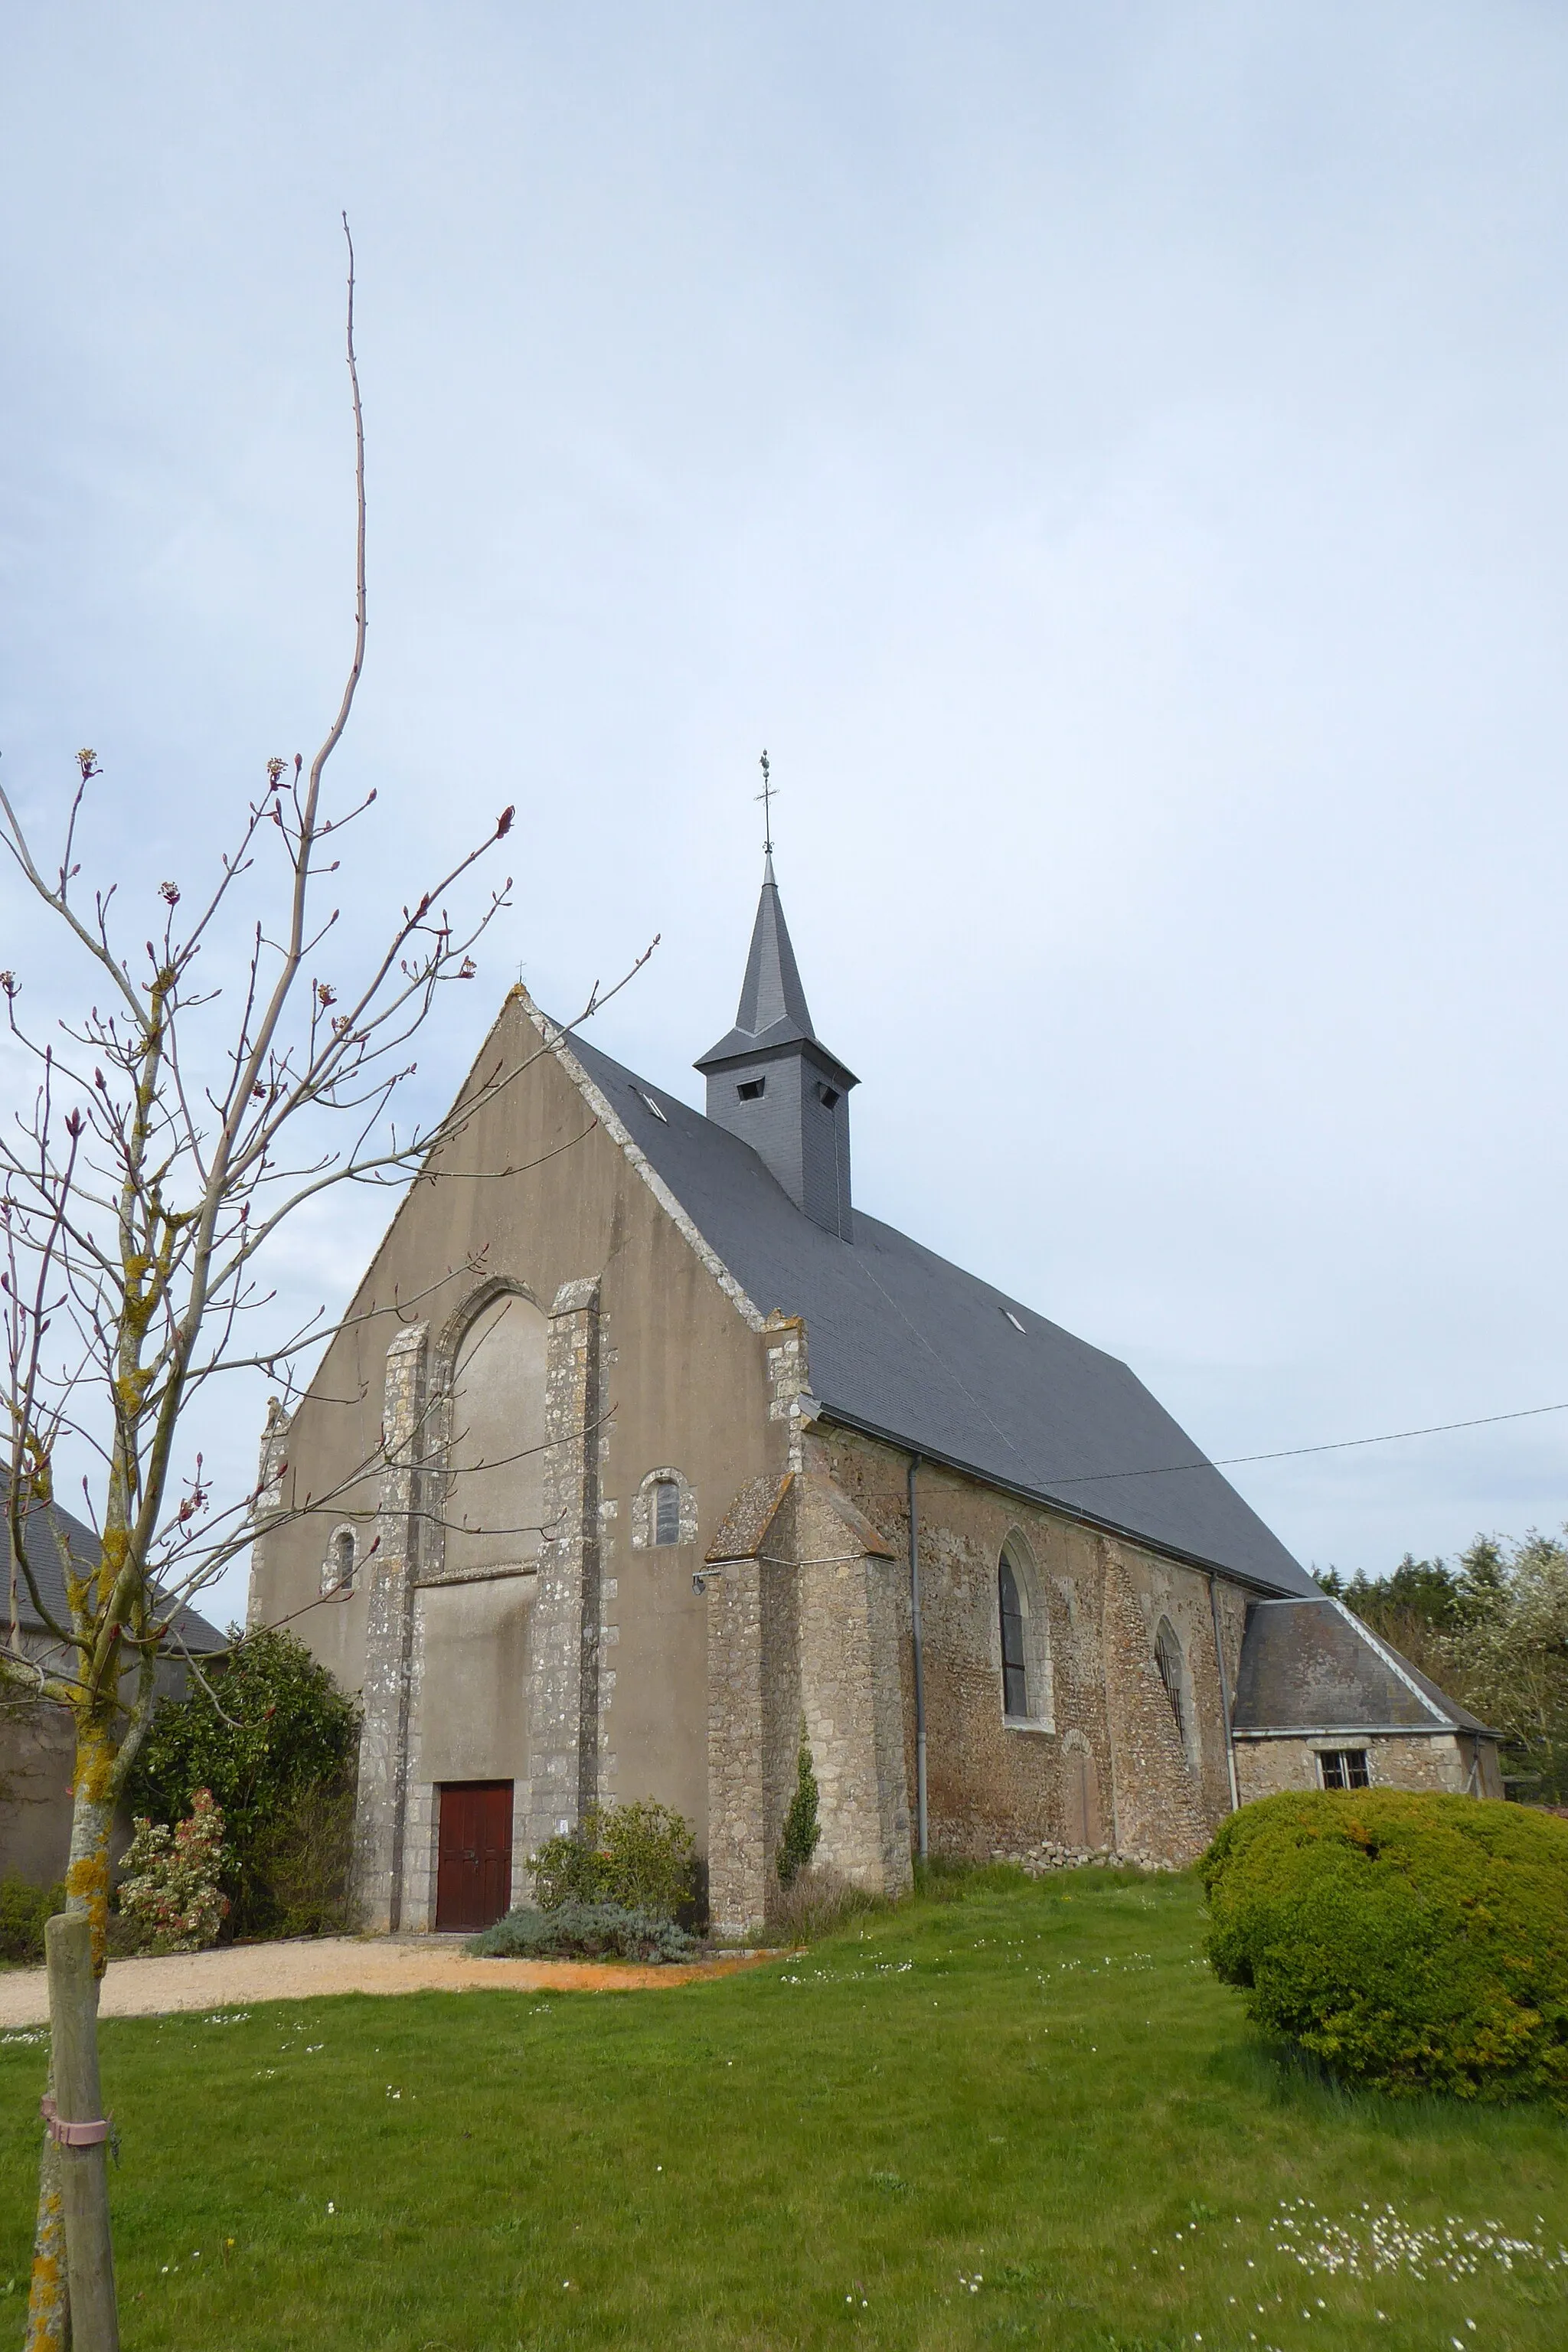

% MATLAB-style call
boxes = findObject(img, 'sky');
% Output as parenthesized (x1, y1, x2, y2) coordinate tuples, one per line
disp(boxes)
(4, 2, 1568, 1625)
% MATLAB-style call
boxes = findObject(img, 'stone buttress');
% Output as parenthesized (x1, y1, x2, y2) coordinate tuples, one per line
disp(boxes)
(700, 1467, 913, 1936)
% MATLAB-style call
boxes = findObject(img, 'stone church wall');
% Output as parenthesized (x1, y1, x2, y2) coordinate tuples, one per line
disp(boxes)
(807, 1423, 1239, 1869)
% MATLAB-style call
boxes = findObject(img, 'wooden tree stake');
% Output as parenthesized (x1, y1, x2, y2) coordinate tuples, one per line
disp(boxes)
(44, 1912, 119, 2350)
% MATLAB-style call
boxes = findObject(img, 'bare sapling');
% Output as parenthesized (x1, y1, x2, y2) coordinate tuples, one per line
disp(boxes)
(2, 219, 651, 2350)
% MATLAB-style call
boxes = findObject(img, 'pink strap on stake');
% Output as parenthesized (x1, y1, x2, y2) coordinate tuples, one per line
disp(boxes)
(40, 2095, 111, 2148)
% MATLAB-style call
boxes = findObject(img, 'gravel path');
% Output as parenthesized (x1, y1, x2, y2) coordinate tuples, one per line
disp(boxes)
(0, 1936, 770, 2027)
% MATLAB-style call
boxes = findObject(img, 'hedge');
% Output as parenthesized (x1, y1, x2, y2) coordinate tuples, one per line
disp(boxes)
(1200, 1789, 1568, 2105)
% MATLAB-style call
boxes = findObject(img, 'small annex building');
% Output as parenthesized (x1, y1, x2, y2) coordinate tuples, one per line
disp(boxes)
(1231, 1594, 1500, 1802)
(246, 858, 1502, 1938)
(2, 1490, 224, 1883)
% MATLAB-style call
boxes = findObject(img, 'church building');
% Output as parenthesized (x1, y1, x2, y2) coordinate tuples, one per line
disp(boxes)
(247, 859, 1502, 1936)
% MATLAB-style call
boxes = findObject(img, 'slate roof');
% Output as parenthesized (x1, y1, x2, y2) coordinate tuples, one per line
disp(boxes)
(6, 1486, 225, 1655)
(1231, 1596, 1494, 1735)
(562, 1027, 1320, 1596)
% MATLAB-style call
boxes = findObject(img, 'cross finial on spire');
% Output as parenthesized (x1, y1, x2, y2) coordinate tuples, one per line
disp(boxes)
(755, 748, 776, 862)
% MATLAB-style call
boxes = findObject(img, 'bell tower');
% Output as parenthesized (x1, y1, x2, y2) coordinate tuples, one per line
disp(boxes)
(696, 846, 857, 1240)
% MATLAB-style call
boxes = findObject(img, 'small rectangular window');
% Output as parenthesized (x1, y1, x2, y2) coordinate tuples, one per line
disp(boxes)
(816, 1083, 841, 1109)
(1319, 1749, 1370, 1790)
(634, 1088, 668, 1123)
(654, 1479, 681, 1546)
(737, 1077, 766, 1101)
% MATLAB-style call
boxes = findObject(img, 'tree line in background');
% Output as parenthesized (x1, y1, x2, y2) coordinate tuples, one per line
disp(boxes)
(1316, 1526, 1568, 1804)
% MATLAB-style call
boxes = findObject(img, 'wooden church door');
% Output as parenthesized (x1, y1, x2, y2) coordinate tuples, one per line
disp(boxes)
(435, 1781, 514, 1931)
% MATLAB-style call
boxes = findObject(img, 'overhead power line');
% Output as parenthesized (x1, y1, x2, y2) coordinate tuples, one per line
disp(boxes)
(1046, 1400, 1568, 1489)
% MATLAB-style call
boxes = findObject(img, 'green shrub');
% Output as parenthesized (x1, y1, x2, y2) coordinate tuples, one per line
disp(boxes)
(125, 1626, 359, 1936)
(528, 1799, 696, 1919)
(466, 1900, 698, 1962)
(776, 1723, 821, 1887)
(245, 1767, 359, 1937)
(0, 1877, 64, 1965)
(1200, 1790, 1568, 2105)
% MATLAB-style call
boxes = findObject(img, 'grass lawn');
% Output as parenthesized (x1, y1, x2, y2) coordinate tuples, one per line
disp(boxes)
(2, 1867, 1565, 2350)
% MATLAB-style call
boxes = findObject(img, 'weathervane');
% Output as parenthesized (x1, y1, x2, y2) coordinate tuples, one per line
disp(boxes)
(756, 748, 778, 861)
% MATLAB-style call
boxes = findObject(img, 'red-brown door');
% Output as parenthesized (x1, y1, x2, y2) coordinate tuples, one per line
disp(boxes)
(435, 1781, 514, 1931)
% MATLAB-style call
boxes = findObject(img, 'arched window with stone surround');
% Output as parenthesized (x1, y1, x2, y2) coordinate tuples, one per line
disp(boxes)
(320, 1524, 358, 1598)
(440, 1288, 550, 1579)
(997, 1535, 1053, 1727)
(632, 1466, 695, 1550)
(1154, 1617, 1187, 1744)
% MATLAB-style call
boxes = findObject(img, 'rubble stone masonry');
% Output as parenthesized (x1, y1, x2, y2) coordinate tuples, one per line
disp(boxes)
(807, 1424, 1241, 1870)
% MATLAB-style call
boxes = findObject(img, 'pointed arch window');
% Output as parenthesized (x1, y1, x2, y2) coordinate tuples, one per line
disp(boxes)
(999, 1549, 1030, 1719)
(1155, 1618, 1186, 1743)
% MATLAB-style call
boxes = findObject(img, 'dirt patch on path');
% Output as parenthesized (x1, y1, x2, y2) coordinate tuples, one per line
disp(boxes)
(0, 1936, 773, 2026)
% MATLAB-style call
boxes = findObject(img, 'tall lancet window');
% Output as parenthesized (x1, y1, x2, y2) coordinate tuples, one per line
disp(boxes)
(1155, 1618, 1186, 1744)
(998, 1549, 1029, 1719)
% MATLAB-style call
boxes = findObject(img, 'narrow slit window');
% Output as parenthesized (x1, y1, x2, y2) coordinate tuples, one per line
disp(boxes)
(737, 1077, 766, 1102)
(1320, 1748, 1370, 1791)
(332, 1528, 355, 1589)
(1154, 1619, 1185, 1743)
(999, 1550, 1029, 1717)
(653, 1478, 681, 1547)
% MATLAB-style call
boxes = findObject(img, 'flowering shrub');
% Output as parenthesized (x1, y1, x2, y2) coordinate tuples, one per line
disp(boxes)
(528, 1799, 696, 1919)
(117, 1786, 230, 1955)
(126, 1626, 359, 1934)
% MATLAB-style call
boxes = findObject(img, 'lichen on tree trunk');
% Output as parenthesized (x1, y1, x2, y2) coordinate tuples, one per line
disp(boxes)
(24, 1746, 116, 2349)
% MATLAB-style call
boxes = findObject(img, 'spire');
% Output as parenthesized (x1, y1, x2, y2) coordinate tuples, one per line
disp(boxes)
(710, 860, 818, 1059)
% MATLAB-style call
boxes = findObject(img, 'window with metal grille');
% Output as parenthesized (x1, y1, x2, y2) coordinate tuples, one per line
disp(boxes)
(653, 1478, 681, 1547)
(999, 1550, 1029, 1717)
(1154, 1619, 1185, 1743)
(1319, 1748, 1370, 1790)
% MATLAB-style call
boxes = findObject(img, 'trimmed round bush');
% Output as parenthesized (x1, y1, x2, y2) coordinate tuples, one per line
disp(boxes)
(1201, 1790, 1568, 2106)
